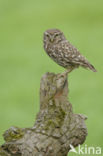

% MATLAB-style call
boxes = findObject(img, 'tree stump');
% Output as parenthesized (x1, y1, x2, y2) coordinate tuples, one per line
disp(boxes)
(0, 72, 87, 156)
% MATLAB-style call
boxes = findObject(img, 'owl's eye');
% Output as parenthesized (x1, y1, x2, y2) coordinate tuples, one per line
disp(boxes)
(46, 34, 50, 38)
(55, 33, 59, 37)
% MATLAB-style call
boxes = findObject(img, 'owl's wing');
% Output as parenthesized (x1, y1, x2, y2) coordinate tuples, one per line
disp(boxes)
(62, 41, 97, 72)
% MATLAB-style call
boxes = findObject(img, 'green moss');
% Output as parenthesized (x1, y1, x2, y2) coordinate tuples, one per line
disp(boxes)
(44, 108, 66, 130)
(59, 108, 66, 119)
(47, 120, 55, 128)
(43, 120, 55, 130)
(3, 127, 24, 142)
(0, 147, 10, 156)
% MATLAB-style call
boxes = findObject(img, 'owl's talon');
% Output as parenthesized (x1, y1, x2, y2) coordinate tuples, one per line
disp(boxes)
(62, 68, 74, 76)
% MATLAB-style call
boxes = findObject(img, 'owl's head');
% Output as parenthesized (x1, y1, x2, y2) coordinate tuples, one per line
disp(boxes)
(43, 29, 66, 44)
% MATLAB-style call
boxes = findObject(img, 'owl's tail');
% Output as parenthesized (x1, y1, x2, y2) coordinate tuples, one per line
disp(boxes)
(88, 63, 97, 72)
(83, 62, 97, 72)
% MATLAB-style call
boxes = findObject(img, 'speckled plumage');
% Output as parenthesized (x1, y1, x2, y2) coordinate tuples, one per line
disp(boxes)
(43, 29, 97, 72)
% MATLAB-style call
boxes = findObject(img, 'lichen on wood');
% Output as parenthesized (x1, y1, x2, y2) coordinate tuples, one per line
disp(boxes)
(0, 72, 88, 156)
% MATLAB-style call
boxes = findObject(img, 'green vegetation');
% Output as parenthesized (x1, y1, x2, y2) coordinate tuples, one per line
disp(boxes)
(0, 0, 103, 155)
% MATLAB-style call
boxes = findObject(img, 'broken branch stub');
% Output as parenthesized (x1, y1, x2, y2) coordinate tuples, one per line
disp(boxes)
(0, 72, 87, 156)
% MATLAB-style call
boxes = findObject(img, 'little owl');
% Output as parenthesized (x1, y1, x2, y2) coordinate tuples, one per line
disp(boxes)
(43, 29, 96, 73)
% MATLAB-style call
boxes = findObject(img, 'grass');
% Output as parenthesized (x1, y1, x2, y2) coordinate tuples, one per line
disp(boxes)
(0, 0, 103, 155)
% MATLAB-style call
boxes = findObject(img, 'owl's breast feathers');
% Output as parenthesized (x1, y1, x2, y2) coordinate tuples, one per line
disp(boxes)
(44, 41, 77, 68)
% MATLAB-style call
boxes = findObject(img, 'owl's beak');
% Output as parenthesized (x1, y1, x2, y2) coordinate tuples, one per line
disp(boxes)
(50, 36, 54, 42)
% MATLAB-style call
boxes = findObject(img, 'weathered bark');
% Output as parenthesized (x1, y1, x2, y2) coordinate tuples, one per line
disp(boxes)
(0, 72, 87, 156)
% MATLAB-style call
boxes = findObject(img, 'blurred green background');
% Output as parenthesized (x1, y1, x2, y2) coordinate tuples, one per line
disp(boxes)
(0, 0, 103, 155)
